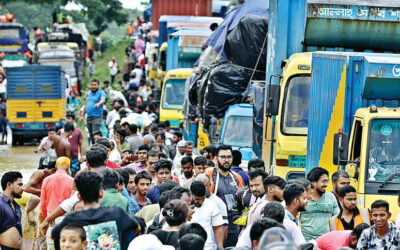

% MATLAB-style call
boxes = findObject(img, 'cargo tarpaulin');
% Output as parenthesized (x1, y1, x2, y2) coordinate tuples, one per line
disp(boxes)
(224, 15, 268, 71)
(202, 61, 264, 120)
(205, 0, 269, 59)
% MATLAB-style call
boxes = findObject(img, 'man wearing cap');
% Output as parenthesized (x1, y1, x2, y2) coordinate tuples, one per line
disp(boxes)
(40, 157, 74, 248)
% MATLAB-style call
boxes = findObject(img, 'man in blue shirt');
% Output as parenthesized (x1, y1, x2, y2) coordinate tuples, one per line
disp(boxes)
(81, 78, 107, 143)
(0, 171, 24, 250)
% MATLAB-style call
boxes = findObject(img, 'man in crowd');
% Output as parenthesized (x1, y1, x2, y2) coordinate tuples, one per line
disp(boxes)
(41, 157, 74, 219)
(301, 167, 339, 241)
(231, 150, 249, 187)
(132, 171, 152, 214)
(317, 223, 369, 250)
(51, 171, 140, 250)
(330, 185, 371, 231)
(125, 145, 150, 172)
(190, 181, 225, 250)
(193, 156, 208, 176)
(247, 158, 265, 172)
(0, 171, 23, 250)
(332, 170, 350, 211)
(127, 124, 142, 154)
(36, 128, 56, 168)
(23, 164, 56, 197)
(81, 78, 107, 142)
(356, 200, 400, 249)
(283, 183, 308, 225)
(205, 145, 244, 247)
(99, 169, 130, 213)
(236, 169, 268, 221)
(40, 157, 74, 248)
(195, 174, 229, 240)
(179, 156, 195, 188)
(94, 138, 121, 169)
(203, 146, 217, 162)
(147, 159, 175, 203)
(246, 175, 286, 225)
(57, 112, 84, 174)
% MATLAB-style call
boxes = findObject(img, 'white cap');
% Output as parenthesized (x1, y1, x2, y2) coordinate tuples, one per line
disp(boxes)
(128, 234, 175, 250)
(177, 141, 186, 147)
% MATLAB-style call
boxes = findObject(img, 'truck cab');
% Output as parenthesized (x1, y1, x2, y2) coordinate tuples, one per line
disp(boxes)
(263, 53, 311, 180)
(0, 22, 28, 54)
(344, 108, 400, 217)
(156, 42, 168, 88)
(160, 68, 192, 129)
(305, 52, 400, 219)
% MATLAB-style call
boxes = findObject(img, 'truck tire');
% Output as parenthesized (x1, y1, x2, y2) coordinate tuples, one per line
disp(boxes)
(12, 132, 17, 146)
(17, 136, 24, 146)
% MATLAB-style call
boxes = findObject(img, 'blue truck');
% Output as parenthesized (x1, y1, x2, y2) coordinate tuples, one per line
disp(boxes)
(0, 22, 28, 54)
(166, 29, 211, 72)
(217, 103, 254, 163)
(306, 52, 400, 218)
(158, 15, 223, 48)
(6, 65, 67, 145)
(255, 0, 400, 181)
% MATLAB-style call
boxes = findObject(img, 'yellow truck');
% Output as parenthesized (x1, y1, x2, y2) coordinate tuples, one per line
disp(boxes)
(159, 68, 192, 129)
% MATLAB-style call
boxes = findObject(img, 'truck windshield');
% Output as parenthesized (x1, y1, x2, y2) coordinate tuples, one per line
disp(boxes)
(0, 29, 20, 39)
(162, 79, 186, 110)
(367, 119, 400, 182)
(282, 76, 310, 135)
(41, 61, 76, 77)
(222, 116, 253, 147)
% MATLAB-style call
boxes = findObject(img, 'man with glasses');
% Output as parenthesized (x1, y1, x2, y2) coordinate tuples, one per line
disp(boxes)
(205, 144, 244, 247)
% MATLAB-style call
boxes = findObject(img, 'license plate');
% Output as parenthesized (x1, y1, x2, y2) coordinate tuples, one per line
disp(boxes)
(30, 124, 39, 129)
(288, 155, 306, 168)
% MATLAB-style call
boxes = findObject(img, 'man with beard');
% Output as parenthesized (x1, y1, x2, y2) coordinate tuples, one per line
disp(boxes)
(246, 175, 286, 226)
(0, 171, 24, 250)
(331, 170, 350, 211)
(179, 157, 195, 188)
(80, 78, 107, 142)
(301, 167, 339, 241)
(329, 185, 370, 231)
(283, 183, 308, 225)
(132, 171, 152, 214)
(205, 144, 244, 247)
(125, 145, 151, 173)
(235, 169, 268, 223)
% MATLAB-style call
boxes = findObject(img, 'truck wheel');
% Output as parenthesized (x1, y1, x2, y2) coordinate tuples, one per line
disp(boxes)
(17, 136, 24, 146)
(12, 133, 17, 146)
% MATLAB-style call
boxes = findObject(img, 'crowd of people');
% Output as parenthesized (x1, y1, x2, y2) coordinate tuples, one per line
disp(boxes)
(2, 14, 400, 250)
(3, 129, 400, 250)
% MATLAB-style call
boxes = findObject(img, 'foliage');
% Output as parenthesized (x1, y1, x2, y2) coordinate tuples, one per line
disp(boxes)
(0, 0, 129, 35)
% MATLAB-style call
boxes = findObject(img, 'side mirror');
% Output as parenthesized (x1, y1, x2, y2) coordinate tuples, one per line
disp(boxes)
(266, 84, 280, 117)
(333, 133, 349, 165)
(208, 116, 219, 145)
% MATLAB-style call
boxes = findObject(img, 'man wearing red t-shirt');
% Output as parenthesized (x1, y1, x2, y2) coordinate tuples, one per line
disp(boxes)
(316, 223, 369, 250)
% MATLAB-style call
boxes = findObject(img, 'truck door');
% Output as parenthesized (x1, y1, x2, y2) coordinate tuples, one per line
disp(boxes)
(33, 69, 64, 123)
(346, 119, 363, 198)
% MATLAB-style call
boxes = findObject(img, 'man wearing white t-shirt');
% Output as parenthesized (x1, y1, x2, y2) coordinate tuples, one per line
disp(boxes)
(190, 181, 225, 250)
(108, 57, 118, 83)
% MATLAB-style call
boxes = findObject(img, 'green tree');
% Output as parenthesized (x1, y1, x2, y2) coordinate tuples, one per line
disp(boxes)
(0, 0, 128, 34)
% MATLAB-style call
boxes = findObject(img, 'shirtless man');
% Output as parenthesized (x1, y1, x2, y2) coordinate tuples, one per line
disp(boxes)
(24, 165, 56, 197)
(52, 123, 73, 158)
(0, 171, 24, 249)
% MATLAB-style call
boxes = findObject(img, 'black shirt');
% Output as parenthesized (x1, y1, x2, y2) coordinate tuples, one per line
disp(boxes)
(152, 230, 179, 248)
(52, 206, 139, 250)
(337, 208, 360, 230)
